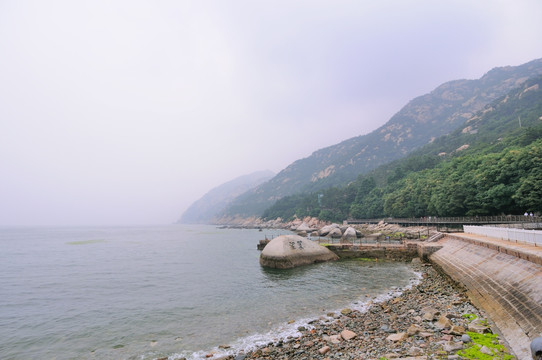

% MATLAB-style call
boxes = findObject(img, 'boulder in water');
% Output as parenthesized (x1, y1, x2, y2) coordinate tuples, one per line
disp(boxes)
(260, 235, 339, 269)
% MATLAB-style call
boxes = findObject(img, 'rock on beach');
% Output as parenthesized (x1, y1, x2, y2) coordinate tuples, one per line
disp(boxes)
(218, 260, 512, 360)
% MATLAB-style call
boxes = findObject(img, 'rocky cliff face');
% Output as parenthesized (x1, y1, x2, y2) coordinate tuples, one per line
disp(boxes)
(221, 58, 542, 218)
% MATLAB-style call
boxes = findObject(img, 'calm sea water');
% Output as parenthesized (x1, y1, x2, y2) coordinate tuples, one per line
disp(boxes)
(0, 225, 418, 360)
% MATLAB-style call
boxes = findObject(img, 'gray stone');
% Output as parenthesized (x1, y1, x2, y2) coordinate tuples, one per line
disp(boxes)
(531, 336, 542, 360)
(296, 222, 313, 232)
(328, 228, 343, 238)
(443, 341, 464, 352)
(260, 235, 339, 269)
(461, 334, 472, 343)
(342, 226, 357, 239)
(479, 345, 493, 355)
(318, 223, 339, 236)
(408, 346, 424, 356)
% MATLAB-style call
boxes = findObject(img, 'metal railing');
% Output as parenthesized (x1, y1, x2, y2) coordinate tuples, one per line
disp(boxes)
(463, 225, 542, 246)
(347, 215, 541, 226)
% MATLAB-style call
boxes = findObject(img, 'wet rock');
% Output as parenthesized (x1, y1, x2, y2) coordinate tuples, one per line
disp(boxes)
(340, 308, 352, 315)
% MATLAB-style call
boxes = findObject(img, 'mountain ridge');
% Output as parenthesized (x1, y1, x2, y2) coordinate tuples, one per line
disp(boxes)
(262, 74, 542, 221)
(220, 58, 542, 219)
(178, 170, 274, 224)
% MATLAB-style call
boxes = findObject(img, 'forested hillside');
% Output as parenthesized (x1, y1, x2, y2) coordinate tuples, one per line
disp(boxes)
(262, 76, 542, 222)
(221, 59, 542, 218)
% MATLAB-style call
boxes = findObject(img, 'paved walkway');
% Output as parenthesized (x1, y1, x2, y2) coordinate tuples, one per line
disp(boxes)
(448, 232, 542, 266)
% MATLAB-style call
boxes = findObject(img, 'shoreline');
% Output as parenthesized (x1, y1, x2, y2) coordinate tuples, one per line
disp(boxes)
(188, 260, 512, 360)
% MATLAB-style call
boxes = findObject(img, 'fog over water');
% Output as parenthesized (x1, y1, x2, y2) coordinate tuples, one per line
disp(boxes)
(1, 0, 542, 226)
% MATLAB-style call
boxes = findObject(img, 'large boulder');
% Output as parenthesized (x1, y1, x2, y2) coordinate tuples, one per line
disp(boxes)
(260, 235, 339, 269)
(318, 223, 340, 236)
(295, 222, 313, 232)
(342, 226, 357, 239)
(328, 228, 343, 238)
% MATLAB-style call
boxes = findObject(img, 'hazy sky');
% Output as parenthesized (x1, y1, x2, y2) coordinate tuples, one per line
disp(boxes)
(1, 0, 542, 226)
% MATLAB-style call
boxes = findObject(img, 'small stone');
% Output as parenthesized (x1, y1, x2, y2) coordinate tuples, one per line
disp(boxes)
(441, 334, 453, 341)
(480, 345, 493, 355)
(422, 308, 439, 321)
(387, 332, 408, 342)
(449, 325, 465, 335)
(408, 346, 424, 356)
(297, 326, 306, 332)
(383, 353, 400, 358)
(319, 345, 331, 354)
(407, 324, 423, 336)
(340, 329, 357, 340)
(341, 308, 352, 315)
(328, 335, 341, 344)
(435, 315, 452, 329)
(461, 334, 472, 343)
(467, 318, 488, 333)
(442, 341, 464, 352)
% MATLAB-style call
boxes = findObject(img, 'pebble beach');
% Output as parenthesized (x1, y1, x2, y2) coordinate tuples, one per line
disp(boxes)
(195, 259, 513, 360)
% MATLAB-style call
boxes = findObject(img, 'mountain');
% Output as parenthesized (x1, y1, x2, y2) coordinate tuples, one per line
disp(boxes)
(263, 75, 542, 221)
(221, 58, 542, 218)
(178, 170, 274, 224)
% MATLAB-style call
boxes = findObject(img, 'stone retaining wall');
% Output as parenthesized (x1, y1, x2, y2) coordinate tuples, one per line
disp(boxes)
(326, 244, 418, 261)
(429, 236, 542, 360)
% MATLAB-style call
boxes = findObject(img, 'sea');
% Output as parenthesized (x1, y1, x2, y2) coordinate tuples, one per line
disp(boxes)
(0, 224, 419, 360)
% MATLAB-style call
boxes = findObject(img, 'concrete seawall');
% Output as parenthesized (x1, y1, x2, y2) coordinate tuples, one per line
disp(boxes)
(428, 233, 542, 360)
